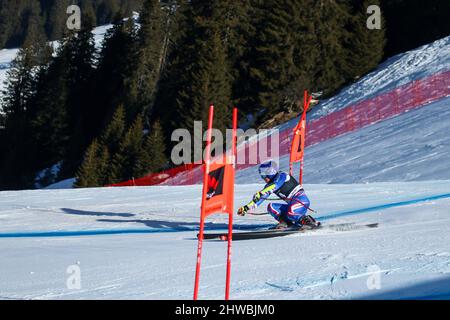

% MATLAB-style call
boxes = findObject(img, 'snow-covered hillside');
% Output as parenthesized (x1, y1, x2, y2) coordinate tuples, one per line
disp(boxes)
(236, 95, 450, 184)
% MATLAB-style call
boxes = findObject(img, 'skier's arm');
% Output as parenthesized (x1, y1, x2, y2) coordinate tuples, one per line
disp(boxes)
(240, 183, 277, 213)
(252, 184, 277, 206)
(237, 174, 287, 216)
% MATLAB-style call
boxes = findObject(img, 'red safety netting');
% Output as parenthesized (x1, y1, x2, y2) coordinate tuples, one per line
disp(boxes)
(107, 163, 202, 187)
(109, 69, 450, 187)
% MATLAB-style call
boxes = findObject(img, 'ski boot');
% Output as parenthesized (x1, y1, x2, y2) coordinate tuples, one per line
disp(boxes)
(299, 215, 321, 229)
(269, 218, 291, 230)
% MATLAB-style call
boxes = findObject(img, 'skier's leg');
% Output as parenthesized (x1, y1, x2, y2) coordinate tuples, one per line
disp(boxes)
(285, 194, 310, 225)
(267, 203, 288, 222)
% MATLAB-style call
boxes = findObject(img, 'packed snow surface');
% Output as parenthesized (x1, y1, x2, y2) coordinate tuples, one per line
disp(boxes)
(1, 181, 450, 300)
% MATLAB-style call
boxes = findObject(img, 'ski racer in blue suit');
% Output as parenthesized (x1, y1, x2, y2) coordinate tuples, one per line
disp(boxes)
(237, 160, 318, 229)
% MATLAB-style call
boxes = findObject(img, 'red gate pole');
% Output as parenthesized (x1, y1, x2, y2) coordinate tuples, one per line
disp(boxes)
(299, 91, 312, 184)
(193, 105, 214, 300)
(289, 154, 294, 177)
(299, 159, 304, 185)
(225, 107, 238, 300)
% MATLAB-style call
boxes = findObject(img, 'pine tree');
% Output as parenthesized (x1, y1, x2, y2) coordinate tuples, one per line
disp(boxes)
(94, 18, 139, 125)
(97, 144, 111, 186)
(0, 0, 46, 48)
(28, 45, 71, 171)
(2, 49, 41, 122)
(46, 0, 70, 41)
(343, 0, 385, 80)
(109, 114, 145, 182)
(75, 139, 110, 187)
(0, 1, 12, 47)
(75, 104, 127, 186)
(0, 17, 52, 189)
(381, 0, 450, 58)
(1, 0, 146, 49)
(0, 112, 5, 130)
(227, 0, 261, 114)
(147, 119, 167, 172)
(171, 2, 233, 133)
(101, 104, 127, 156)
(80, 0, 97, 29)
(136, 119, 167, 176)
(75, 140, 100, 188)
(0, 46, 38, 189)
(22, 22, 98, 184)
(97, 0, 121, 25)
(153, 1, 240, 163)
(127, 0, 165, 121)
(59, 20, 97, 179)
(307, 0, 352, 95)
(152, 0, 192, 141)
(119, 0, 144, 17)
(278, 0, 320, 112)
(246, 0, 309, 119)
(22, 4, 53, 65)
(100, 105, 127, 185)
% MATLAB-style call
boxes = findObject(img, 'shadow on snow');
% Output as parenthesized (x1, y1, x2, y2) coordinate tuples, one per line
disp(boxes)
(358, 276, 450, 300)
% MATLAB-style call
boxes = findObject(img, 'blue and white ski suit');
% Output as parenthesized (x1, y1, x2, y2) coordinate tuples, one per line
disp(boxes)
(246, 172, 310, 225)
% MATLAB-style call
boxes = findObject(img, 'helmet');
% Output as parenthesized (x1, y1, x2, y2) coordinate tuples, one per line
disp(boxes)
(258, 160, 279, 181)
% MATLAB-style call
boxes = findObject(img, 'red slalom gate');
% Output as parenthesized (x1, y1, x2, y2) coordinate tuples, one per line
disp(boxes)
(194, 106, 238, 300)
(289, 90, 312, 184)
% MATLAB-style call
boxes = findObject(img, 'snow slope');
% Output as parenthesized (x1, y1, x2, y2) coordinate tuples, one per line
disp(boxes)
(1, 181, 450, 299)
(236, 95, 450, 184)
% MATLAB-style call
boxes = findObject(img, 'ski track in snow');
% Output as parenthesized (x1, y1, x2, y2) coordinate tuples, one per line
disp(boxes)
(0, 189, 449, 237)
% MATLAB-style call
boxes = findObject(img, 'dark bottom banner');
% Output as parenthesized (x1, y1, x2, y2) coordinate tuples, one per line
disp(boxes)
(1, 300, 448, 319)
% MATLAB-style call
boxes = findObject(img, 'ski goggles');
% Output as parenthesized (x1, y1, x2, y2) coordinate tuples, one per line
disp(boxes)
(258, 166, 278, 179)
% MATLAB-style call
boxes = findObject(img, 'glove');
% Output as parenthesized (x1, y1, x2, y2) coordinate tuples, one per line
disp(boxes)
(252, 192, 262, 203)
(237, 205, 249, 216)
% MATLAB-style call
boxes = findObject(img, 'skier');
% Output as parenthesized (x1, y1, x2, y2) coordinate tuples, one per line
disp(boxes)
(237, 160, 319, 229)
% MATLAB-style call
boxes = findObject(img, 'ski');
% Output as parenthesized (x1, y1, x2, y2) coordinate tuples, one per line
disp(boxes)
(199, 224, 320, 241)
(199, 228, 301, 241)
(199, 222, 378, 241)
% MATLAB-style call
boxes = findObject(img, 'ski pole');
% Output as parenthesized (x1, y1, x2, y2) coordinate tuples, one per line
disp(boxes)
(247, 212, 269, 216)
(266, 197, 318, 214)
